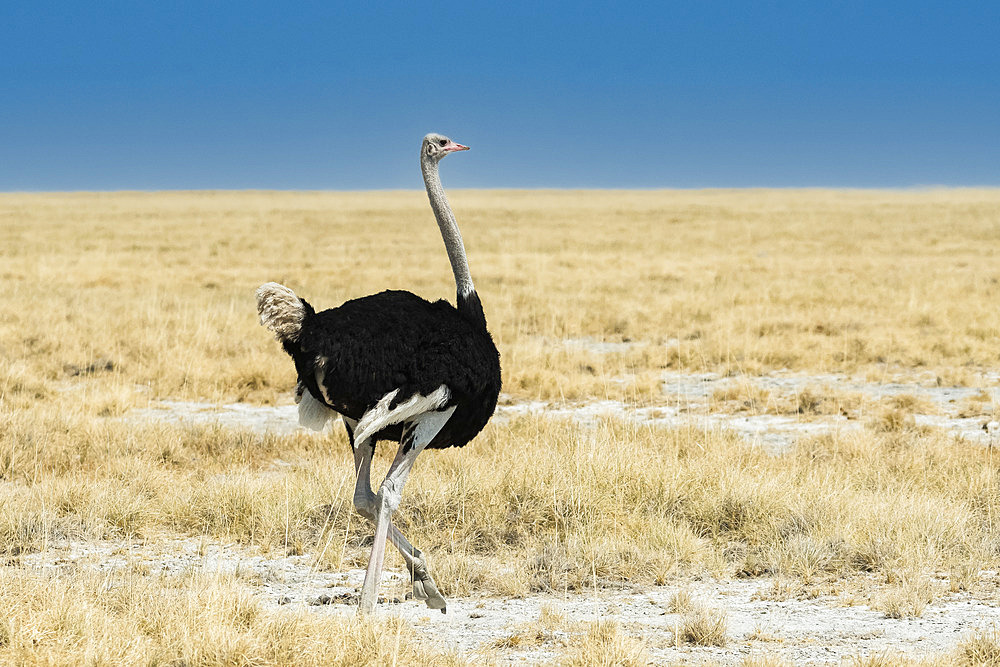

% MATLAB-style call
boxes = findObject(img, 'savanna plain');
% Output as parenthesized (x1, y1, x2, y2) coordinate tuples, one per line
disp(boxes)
(2, 189, 1000, 665)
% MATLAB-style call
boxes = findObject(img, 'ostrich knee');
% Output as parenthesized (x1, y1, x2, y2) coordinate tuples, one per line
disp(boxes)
(376, 479, 404, 515)
(352, 488, 377, 522)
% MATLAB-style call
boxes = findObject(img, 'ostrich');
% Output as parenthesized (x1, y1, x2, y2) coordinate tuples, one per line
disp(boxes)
(255, 134, 501, 614)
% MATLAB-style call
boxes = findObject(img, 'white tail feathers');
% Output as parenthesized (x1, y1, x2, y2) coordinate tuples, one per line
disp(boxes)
(298, 388, 337, 431)
(256, 282, 305, 344)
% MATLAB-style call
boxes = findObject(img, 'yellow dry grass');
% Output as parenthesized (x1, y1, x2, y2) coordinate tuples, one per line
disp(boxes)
(0, 568, 462, 666)
(3, 189, 1000, 408)
(2, 189, 1000, 664)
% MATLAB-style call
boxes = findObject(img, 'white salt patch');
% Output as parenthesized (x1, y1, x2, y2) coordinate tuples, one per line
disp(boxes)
(126, 370, 999, 451)
(129, 400, 303, 435)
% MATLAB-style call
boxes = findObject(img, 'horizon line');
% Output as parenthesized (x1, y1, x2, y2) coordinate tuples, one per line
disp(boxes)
(2, 184, 999, 196)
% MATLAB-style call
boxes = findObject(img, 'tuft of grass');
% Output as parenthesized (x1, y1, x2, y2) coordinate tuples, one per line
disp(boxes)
(667, 589, 695, 614)
(870, 407, 917, 433)
(490, 605, 571, 651)
(752, 578, 805, 602)
(558, 620, 647, 667)
(675, 602, 728, 647)
(742, 657, 793, 667)
(791, 386, 826, 415)
(956, 625, 1000, 666)
(745, 626, 784, 644)
(848, 654, 929, 667)
(888, 394, 936, 415)
(949, 563, 980, 593)
(711, 383, 771, 413)
(876, 576, 938, 618)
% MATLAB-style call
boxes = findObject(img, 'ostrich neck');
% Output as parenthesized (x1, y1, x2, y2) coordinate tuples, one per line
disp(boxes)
(422, 156, 476, 303)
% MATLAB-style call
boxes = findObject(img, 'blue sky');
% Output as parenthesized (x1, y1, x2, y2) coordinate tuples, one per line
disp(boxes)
(1, 1, 998, 190)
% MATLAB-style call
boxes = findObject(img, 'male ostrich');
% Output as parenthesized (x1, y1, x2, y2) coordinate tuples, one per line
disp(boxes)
(256, 134, 501, 614)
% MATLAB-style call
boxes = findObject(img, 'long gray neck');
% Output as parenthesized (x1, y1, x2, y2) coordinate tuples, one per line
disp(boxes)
(421, 154, 475, 300)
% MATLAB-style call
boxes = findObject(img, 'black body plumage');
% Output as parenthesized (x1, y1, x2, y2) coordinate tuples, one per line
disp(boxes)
(286, 289, 501, 449)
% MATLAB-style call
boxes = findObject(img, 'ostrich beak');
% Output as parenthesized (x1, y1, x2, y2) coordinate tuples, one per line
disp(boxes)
(445, 142, 470, 152)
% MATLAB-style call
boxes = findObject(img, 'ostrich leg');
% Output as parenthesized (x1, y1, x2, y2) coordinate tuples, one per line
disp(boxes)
(358, 408, 455, 614)
(345, 420, 447, 611)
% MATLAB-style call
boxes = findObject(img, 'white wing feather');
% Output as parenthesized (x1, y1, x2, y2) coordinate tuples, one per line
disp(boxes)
(352, 385, 451, 445)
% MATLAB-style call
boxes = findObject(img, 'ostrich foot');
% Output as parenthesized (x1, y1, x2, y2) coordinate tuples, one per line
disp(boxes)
(406, 550, 447, 612)
(412, 572, 447, 613)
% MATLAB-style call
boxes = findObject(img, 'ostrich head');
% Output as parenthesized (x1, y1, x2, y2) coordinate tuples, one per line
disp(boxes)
(422, 133, 469, 162)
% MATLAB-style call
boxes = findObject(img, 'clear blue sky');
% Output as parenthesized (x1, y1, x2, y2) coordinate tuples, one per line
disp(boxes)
(2, 1, 998, 190)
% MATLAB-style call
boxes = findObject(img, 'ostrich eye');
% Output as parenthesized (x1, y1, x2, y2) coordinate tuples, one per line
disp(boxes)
(438, 139, 447, 147)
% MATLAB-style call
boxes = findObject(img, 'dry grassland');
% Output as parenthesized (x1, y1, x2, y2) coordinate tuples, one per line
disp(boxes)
(1, 189, 1000, 664)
